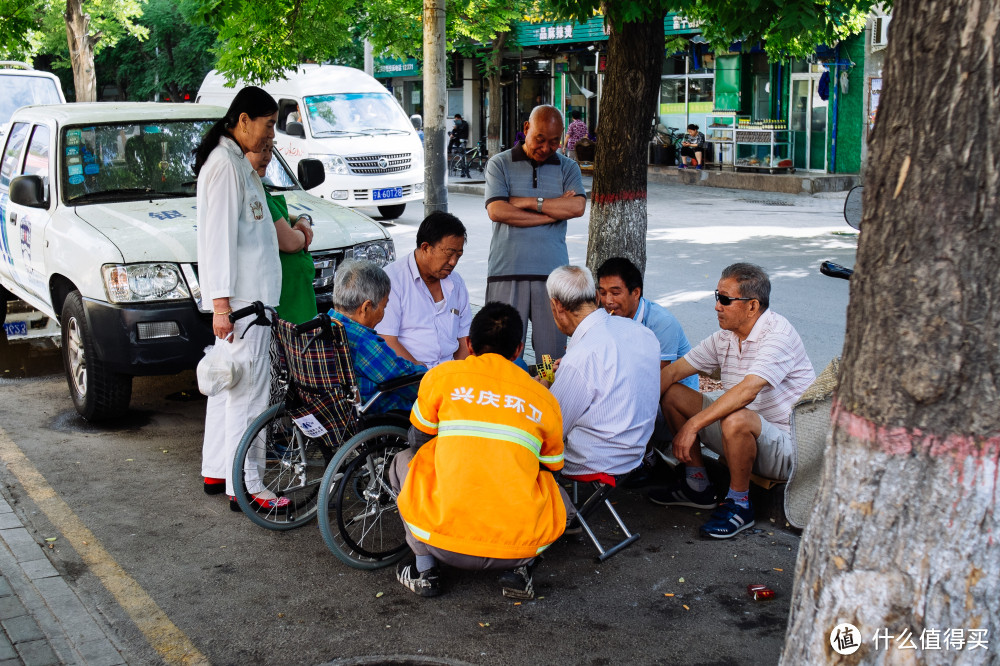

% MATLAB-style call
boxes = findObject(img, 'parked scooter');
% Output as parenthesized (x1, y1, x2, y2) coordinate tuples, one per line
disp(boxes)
(821, 185, 863, 280)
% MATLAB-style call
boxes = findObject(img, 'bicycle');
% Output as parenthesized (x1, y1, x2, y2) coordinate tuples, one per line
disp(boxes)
(449, 139, 488, 178)
(228, 302, 421, 531)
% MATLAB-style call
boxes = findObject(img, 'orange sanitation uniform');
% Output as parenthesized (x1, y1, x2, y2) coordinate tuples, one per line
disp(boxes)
(397, 353, 566, 560)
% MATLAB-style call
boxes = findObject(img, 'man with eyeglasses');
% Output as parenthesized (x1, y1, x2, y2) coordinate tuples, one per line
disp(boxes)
(649, 263, 815, 539)
(376, 211, 472, 368)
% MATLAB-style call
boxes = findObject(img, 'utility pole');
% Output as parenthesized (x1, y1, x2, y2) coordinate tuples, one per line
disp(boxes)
(423, 0, 447, 215)
(363, 39, 373, 76)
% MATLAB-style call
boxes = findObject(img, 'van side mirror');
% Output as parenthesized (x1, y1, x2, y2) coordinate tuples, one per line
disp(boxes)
(9, 175, 48, 208)
(286, 121, 305, 138)
(297, 159, 325, 191)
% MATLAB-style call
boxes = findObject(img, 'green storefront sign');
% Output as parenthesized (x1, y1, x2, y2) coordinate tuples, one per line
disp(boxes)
(515, 14, 702, 46)
(374, 58, 421, 79)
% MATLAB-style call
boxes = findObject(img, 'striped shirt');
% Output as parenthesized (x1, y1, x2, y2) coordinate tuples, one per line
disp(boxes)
(551, 308, 661, 476)
(684, 309, 815, 431)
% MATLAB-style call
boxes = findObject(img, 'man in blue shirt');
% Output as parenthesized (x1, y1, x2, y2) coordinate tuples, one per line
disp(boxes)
(596, 257, 698, 390)
(596, 257, 698, 484)
(328, 259, 424, 413)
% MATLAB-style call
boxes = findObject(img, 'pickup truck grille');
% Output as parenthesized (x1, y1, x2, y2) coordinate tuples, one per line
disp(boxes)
(188, 254, 344, 311)
(311, 249, 345, 308)
(346, 153, 411, 175)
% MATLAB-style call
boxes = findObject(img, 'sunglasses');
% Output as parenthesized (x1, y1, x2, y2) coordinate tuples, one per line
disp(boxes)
(714, 290, 755, 306)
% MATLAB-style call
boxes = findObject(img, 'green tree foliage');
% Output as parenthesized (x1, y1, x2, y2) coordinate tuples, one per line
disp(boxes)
(0, 0, 43, 59)
(96, 0, 217, 101)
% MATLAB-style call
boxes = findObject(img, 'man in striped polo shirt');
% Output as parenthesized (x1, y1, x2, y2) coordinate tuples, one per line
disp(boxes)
(649, 263, 815, 539)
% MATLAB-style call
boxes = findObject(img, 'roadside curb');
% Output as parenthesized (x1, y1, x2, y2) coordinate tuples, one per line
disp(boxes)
(0, 495, 125, 665)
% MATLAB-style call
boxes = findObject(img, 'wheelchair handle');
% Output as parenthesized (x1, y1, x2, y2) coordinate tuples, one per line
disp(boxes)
(228, 301, 272, 339)
(294, 314, 332, 335)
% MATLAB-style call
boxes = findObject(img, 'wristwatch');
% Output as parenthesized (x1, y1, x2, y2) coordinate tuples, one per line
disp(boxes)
(297, 214, 312, 226)
(536, 197, 544, 213)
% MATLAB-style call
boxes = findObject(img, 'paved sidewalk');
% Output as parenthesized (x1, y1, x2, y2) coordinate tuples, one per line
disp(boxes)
(0, 496, 123, 666)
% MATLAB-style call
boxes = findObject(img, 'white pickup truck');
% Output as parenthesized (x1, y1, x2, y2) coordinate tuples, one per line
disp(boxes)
(0, 103, 396, 420)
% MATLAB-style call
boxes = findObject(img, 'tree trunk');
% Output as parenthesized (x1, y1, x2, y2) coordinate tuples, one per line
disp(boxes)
(423, 0, 448, 215)
(65, 0, 98, 102)
(485, 31, 507, 157)
(585, 13, 663, 275)
(782, 0, 999, 662)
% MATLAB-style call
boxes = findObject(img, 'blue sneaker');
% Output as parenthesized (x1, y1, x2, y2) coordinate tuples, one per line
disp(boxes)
(677, 163, 686, 169)
(699, 498, 755, 539)
(648, 479, 717, 509)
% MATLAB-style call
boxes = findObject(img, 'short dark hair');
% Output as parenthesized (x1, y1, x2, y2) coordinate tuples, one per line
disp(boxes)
(721, 262, 770, 310)
(470, 302, 523, 359)
(596, 257, 643, 295)
(454, 113, 462, 119)
(415, 211, 467, 247)
(571, 110, 582, 120)
(687, 123, 699, 131)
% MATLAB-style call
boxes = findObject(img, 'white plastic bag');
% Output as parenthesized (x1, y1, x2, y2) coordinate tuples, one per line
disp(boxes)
(196, 343, 243, 396)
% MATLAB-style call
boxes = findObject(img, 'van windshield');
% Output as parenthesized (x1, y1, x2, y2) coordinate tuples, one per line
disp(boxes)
(0, 74, 63, 125)
(304, 92, 412, 135)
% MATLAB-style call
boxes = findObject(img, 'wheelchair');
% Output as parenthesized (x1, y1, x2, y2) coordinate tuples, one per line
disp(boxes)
(229, 303, 421, 534)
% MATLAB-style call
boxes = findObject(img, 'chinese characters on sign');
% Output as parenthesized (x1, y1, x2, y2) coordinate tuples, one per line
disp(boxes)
(536, 24, 574, 41)
(450, 388, 543, 424)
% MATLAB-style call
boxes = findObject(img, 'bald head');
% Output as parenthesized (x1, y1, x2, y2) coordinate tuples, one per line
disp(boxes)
(523, 105, 564, 162)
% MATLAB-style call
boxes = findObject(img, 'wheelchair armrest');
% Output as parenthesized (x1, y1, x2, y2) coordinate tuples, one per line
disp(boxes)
(375, 373, 425, 394)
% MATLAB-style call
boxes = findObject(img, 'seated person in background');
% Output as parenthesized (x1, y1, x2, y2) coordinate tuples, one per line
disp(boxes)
(376, 212, 472, 368)
(328, 260, 424, 413)
(650, 263, 815, 539)
(544, 265, 661, 479)
(596, 256, 698, 481)
(678, 124, 705, 169)
(391, 302, 569, 600)
(248, 138, 316, 324)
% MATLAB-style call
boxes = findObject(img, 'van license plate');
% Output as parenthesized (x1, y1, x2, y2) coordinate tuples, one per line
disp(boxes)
(373, 187, 402, 201)
(3, 322, 27, 337)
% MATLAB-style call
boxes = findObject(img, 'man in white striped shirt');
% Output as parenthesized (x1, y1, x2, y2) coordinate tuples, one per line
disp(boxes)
(545, 266, 661, 479)
(649, 263, 815, 539)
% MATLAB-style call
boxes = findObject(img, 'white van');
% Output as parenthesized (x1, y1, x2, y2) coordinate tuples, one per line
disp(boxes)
(1, 62, 66, 139)
(197, 65, 424, 219)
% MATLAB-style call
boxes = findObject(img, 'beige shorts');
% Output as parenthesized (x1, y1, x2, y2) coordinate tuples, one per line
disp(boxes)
(698, 393, 794, 481)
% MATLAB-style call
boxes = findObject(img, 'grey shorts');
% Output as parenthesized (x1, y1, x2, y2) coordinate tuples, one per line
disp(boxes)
(698, 393, 794, 481)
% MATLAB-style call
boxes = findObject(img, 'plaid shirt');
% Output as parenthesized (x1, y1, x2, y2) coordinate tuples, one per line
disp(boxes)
(328, 310, 423, 413)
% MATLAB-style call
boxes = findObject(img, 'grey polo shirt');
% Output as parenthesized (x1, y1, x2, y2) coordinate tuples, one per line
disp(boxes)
(484, 144, 586, 279)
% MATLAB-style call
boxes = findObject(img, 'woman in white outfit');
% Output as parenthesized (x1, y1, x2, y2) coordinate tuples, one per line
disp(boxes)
(193, 87, 286, 511)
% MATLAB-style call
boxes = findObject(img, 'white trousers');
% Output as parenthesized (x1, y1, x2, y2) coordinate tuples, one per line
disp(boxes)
(201, 301, 272, 496)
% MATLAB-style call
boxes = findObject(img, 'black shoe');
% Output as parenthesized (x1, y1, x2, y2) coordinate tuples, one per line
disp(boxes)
(648, 479, 718, 509)
(563, 517, 583, 535)
(499, 564, 535, 600)
(204, 477, 226, 495)
(396, 560, 441, 597)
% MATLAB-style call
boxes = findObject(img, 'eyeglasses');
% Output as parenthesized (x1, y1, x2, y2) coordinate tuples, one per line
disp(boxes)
(714, 291, 755, 306)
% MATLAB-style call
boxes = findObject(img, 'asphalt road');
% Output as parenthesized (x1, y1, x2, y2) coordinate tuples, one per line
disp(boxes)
(0, 181, 855, 665)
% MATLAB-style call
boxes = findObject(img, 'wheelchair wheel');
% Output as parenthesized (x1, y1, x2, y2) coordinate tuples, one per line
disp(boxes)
(318, 425, 409, 569)
(232, 402, 335, 530)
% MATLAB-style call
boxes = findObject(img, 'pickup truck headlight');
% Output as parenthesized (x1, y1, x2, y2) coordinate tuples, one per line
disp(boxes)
(102, 263, 191, 303)
(349, 240, 396, 267)
(317, 154, 349, 175)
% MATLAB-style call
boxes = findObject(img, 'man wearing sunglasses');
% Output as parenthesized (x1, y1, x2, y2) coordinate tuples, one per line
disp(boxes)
(649, 263, 815, 539)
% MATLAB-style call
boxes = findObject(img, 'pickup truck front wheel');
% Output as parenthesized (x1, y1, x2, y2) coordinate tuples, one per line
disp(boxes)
(61, 291, 132, 421)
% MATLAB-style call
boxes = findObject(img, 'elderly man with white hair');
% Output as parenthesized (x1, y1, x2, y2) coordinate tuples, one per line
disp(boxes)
(544, 265, 661, 479)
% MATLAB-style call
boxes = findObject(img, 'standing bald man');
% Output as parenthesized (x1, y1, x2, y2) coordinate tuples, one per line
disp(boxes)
(484, 105, 587, 361)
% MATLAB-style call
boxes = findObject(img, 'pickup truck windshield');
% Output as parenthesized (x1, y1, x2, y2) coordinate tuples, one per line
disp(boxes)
(0, 74, 63, 126)
(304, 92, 412, 136)
(63, 121, 216, 204)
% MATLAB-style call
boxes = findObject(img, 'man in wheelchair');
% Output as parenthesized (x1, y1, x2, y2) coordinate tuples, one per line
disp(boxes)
(390, 303, 569, 600)
(328, 259, 426, 413)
